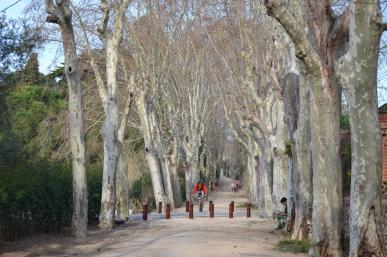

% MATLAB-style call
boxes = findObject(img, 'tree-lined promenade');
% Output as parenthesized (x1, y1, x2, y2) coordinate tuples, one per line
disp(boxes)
(0, 1, 386, 257)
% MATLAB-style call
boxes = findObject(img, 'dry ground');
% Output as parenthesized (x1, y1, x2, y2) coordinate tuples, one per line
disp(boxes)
(0, 192, 306, 257)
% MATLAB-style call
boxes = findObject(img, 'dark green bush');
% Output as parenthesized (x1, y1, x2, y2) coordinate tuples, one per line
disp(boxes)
(275, 239, 311, 253)
(0, 161, 102, 241)
(340, 114, 350, 130)
(180, 177, 186, 202)
(285, 142, 292, 158)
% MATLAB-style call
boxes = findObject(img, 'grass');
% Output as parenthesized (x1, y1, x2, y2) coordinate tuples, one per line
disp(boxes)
(275, 239, 311, 254)
(236, 203, 247, 208)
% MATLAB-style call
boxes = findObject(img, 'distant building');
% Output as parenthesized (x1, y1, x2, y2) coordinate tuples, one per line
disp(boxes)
(379, 104, 387, 191)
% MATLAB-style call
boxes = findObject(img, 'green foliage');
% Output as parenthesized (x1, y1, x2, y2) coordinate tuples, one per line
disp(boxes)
(275, 239, 311, 254)
(285, 142, 292, 158)
(0, 161, 102, 241)
(20, 53, 43, 85)
(180, 177, 186, 201)
(5, 85, 66, 156)
(129, 174, 154, 211)
(340, 114, 350, 130)
(87, 165, 103, 223)
(0, 14, 42, 78)
(341, 139, 352, 195)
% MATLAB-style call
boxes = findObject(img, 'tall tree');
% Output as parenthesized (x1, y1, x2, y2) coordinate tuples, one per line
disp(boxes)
(338, 1, 384, 256)
(45, 0, 88, 237)
(97, 0, 132, 229)
(265, 1, 343, 256)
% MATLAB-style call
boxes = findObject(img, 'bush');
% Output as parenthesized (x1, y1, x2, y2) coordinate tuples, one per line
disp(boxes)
(285, 142, 292, 158)
(275, 239, 311, 253)
(340, 114, 350, 130)
(0, 161, 102, 241)
(129, 174, 154, 212)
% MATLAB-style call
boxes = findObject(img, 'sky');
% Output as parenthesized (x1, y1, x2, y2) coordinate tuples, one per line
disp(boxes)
(1, 0, 63, 74)
(2, 0, 387, 106)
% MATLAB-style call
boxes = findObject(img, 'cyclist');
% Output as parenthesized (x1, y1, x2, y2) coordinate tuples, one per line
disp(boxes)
(192, 179, 208, 199)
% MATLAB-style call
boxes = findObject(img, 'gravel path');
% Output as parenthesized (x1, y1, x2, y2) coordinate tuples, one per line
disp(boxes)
(0, 192, 306, 257)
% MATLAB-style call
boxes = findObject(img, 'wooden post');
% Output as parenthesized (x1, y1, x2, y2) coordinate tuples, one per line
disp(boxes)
(166, 204, 171, 220)
(229, 203, 233, 219)
(142, 204, 148, 221)
(189, 203, 194, 219)
(231, 201, 234, 213)
(210, 203, 214, 218)
(158, 201, 162, 214)
(247, 203, 251, 218)
(185, 201, 189, 212)
(209, 200, 213, 212)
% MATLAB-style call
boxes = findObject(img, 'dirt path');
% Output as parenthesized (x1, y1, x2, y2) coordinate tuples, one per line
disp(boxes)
(0, 192, 306, 257)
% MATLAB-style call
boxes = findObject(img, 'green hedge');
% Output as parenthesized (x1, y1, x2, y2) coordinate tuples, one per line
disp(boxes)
(0, 161, 102, 241)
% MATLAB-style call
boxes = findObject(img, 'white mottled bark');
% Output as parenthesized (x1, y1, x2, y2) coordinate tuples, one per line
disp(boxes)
(98, 0, 131, 229)
(115, 86, 133, 220)
(265, 2, 343, 255)
(283, 63, 312, 240)
(247, 141, 259, 206)
(169, 111, 183, 207)
(137, 94, 166, 206)
(115, 153, 129, 220)
(99, 39, 120, 228)
(150, 110, 175, 208)
(45, 0, 88, 237)
(338, 2, 384, 256)
(170, 137, 183, 207)
(185, 155, 200, 201)
(292, 63, 312, 240)
(270, 100, 288, 211)
(308, 73, 342, 257)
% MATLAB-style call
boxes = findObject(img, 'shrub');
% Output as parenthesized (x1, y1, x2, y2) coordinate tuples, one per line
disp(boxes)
(285, 142, 292, 158)
(129, 173, 154, 212)
(275, 239, 311, 253)
(340, 114, 350, 130)
(0, 161, 102, 241)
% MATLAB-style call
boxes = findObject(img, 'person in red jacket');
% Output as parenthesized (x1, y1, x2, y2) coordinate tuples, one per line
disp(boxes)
(192, 179, 208, 199)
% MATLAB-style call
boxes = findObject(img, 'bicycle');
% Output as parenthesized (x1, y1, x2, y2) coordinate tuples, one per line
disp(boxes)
(193, 191, 206, 212)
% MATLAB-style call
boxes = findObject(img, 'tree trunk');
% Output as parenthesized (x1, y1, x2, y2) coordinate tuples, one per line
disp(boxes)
(338, 2, 384, 256)
(159, 155, 175, 208)
(264, 3, 344, 254)
(55, 10, 88, 237)
(309, 71, 342, 257)
(185, 156, 200, 201)
(137, 94, 166, 206)
(150, 111, 175, 209)
(271, 99, 289, 211)
(247, 154, 258, 205)
(284, 66, 312, 240)
(99, 39, 120, 229)
(115, 153, 129, 220)
(256, 138, 274, 217)
(248, 143, 259, 206)
(170, 138, 183, 207)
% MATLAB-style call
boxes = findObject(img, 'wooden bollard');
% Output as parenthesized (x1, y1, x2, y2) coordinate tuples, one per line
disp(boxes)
(210, 203, 214, 218)
(158, 201, 162, 214)
(247, 203, 251, 218)
(229, 203, 233, 218)
(209, 200, 213, 212)
(189, 203, 194, 219)
(166, 204, 171, 220)
(142, 204, 148, 221)
(185, 201, 189, 212)
(231, 201, 235, 212)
